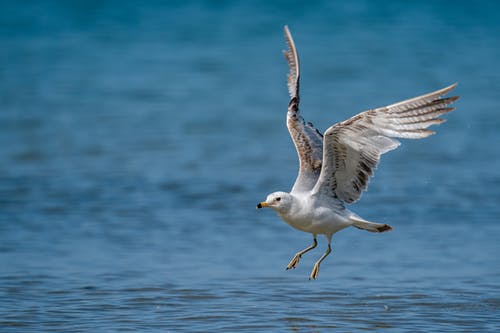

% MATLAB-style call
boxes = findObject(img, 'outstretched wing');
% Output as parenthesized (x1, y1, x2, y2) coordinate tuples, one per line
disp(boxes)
(312, 84, 459, 203)
(283, 25, 324, 194)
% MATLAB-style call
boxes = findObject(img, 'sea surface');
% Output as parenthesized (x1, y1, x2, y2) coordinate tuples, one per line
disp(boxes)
(1, 1, 500, 332)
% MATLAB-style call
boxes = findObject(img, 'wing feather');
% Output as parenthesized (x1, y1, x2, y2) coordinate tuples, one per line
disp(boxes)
(312, 84, 459, 203)
(283, 26, 324, 193)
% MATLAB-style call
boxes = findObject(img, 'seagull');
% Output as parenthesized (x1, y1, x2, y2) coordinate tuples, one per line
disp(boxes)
(257, 25, 458, 280)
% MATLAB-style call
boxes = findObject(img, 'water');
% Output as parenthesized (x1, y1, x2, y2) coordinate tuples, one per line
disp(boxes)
(1, 1, 500, 331)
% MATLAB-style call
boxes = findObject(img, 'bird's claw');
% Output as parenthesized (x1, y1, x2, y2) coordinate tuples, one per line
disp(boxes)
(309, 262, 320, 280)
(286, 254, 301, 270)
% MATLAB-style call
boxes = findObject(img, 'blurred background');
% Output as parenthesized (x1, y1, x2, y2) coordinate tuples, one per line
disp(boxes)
(1, 1, 499, 331)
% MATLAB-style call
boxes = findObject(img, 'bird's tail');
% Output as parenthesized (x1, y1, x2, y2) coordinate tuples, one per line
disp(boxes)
(350, 215, 392, 233)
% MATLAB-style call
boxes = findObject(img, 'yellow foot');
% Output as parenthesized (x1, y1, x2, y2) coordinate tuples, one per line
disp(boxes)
(309, 262, 320, 280)
(286, 253, 301, 270)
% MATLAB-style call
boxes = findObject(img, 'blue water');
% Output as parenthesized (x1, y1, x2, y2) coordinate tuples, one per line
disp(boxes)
(1, 1, 500, 332)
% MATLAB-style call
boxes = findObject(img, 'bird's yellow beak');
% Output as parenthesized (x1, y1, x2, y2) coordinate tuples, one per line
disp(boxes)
(256, 201, 268, 209)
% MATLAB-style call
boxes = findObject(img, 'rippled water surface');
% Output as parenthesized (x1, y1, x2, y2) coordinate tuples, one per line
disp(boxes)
(1, 1, 500, 332)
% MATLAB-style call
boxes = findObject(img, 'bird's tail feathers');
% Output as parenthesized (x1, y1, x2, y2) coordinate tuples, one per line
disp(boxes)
(350, 216, 392, 233)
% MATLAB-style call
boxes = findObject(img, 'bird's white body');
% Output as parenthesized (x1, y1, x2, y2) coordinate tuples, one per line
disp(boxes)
(257, 26, 458, 279)
(269, 192, 351, 235)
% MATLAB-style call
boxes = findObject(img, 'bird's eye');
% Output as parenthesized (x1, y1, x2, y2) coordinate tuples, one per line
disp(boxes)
(276, 197, 281, 202)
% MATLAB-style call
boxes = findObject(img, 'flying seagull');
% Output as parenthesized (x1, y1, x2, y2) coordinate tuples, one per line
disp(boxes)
(257, 25, 458, 280)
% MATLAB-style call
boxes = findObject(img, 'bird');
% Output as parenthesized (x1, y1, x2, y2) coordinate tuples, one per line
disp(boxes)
(257, 25, 459, 280)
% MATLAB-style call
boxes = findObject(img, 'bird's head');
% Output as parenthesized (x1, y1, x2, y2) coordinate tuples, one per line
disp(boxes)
(257, 191, 292, 213)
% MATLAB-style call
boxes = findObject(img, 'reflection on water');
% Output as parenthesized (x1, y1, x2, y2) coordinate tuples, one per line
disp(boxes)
(1, 1, 500, 331)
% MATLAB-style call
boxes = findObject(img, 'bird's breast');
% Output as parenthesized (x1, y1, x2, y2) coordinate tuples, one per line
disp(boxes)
(278, 203, 348, 235)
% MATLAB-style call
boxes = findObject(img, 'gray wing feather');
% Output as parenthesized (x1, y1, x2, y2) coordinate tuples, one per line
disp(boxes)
(312, 83, 459, 203)
(283, 26, 324, 193)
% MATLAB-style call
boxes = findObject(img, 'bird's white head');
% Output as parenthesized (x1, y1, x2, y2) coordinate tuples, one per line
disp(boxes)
(257, 191, 293, 213)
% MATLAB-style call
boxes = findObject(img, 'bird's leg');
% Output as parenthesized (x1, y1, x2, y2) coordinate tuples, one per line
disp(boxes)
(309, 241, 332, 280)
(286, 236, 317, 270)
